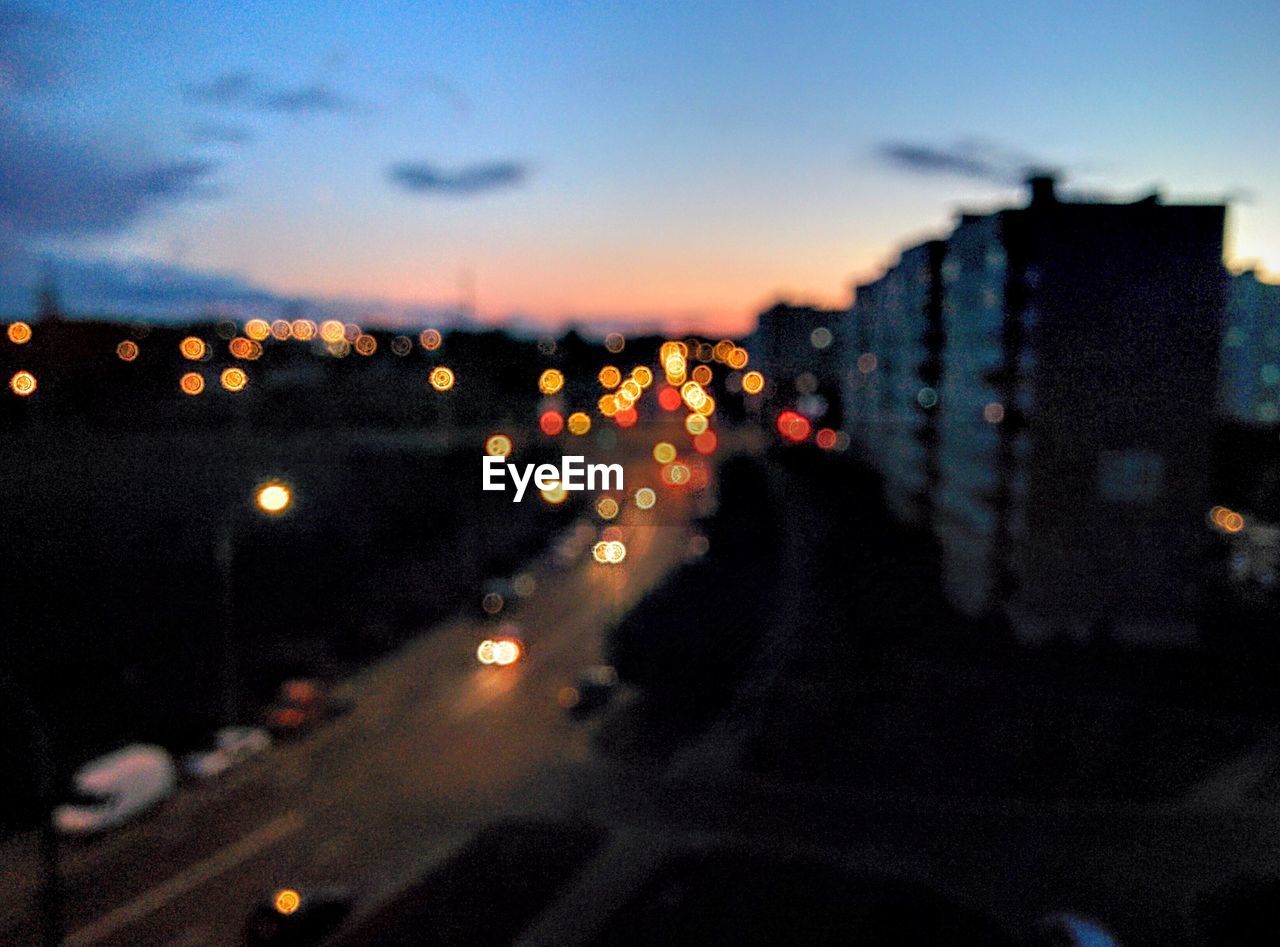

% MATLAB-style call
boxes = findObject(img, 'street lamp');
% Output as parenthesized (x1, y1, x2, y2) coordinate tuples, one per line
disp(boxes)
(217, 481, 294, 725)
(256, 483, 292, 516)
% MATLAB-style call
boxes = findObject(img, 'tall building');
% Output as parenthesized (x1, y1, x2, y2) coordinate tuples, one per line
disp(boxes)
(1220, 269, 1280, 425)
(846, 177, 1227, 646)
(843, 240, 945, 526)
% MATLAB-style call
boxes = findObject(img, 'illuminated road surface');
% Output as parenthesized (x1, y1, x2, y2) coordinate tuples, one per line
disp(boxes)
(0, 446, 696, 946)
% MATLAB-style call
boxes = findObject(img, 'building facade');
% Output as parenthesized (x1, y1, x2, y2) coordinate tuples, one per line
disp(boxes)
(846, 177, 1227, 646)
(1220, 269, 1280, 425)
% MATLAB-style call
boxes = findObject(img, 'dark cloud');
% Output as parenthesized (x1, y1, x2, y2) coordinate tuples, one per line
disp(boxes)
(183, 70, 257, 106)
(0, 112, 217, 239)
(388, 161, 527, 196)
(261, 82, 352, 113)
(184, 71, 353, 114)
(0, 250, 279, 316)
(187, 122, 255, 145)
(0, 249, 468, 326)
(876, 140, 1039, 186)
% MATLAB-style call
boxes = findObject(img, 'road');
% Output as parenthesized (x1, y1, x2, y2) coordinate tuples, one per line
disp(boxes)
(0, 446, 697, 946)
(6, 438, 1280, 945)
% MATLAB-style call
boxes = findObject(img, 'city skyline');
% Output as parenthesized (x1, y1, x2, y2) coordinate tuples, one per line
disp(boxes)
(3, 0, 1278, 333)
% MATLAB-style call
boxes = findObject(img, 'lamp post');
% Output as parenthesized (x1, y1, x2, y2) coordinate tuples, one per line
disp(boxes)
(217, 481, 293, 726)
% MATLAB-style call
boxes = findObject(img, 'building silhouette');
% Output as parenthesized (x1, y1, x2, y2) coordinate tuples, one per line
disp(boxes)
(845, 176, 1228, 646)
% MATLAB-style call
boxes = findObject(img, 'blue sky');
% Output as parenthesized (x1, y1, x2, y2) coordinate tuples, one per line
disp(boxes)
(2, 0, 1277, 332)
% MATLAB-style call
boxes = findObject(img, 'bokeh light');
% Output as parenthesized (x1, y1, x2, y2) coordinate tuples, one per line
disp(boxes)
(742, 371, 765, 395)
(420, 328, 443, 351)
(221, 367, 248, 392)
(604, 332, 625, 354)
(430, 366, 455, 391)
(539, 410, 564, 436)
(273, 889, 301, 916)
(256, 483, 292, 515)
(635, 487, 656, 510)
(230, 337, 263, 360)
(540, 481, 568, 504)
(653, 442, 677, 464)
(539, 369, 565, 395)
(116, 340, 139, 362)
(245, 319, 271, 341)
(180, 336, 207, 360)
(777, 410, 811, 442)
(7, 322, 32, 345)
(598, 365, 622, 389)
(9, 370, 37, 397)
(567, 411, 592, 435)
(180, 371, 205, 395)
(486, 434, 513, 457)
(596, 497, 620, 520)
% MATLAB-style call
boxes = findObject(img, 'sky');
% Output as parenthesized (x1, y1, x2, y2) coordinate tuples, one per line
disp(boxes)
(2, 0, 1277, 334)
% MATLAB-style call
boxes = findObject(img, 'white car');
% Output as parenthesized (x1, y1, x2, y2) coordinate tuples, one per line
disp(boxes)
(183, 726, 272, 779)
(53, 744, 177, 835)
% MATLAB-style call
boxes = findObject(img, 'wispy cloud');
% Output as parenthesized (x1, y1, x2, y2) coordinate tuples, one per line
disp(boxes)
(0, 113, 217, 240)
(183, 70, 354, 114)
(876, 139, 1041, 186)
(387, 161, 527, 196)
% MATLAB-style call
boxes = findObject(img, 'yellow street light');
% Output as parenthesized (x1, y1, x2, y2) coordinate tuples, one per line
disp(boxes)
(256, 483, 293, 516)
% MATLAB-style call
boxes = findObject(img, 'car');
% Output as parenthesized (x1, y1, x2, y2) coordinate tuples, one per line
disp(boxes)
(476, 624, 524, 666)
(182, 726, 272, 779)
(558, 665, 620, 716)
(53, 744, 176, 836)
(265, 678, 328, 737)
(244, 885, 352, 945)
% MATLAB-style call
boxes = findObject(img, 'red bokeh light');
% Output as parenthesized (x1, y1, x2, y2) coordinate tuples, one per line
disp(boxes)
(615, 407, 638, 428)
(776, 410, 811, 443)
(816, 428, 837, 449)
(693, 430, 718, 454)
(657, 386, 682, 411)
(539, 410, 565, 436)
